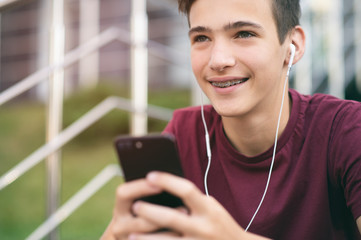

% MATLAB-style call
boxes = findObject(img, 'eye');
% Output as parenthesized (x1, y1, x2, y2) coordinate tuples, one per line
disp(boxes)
(193, 35, 210, 42)
(236, 31, 255, 39)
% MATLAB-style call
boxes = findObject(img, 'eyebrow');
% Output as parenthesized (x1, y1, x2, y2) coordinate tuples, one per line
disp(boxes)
(188, 21, 263, 36)
(224, 21, 263, 31)
(188, 26, 211, 36)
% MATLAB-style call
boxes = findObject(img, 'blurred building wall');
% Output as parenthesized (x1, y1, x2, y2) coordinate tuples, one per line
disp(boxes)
(0, 0, 190, 102)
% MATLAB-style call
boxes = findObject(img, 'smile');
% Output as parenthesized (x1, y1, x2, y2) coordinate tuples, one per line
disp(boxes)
(210, 78, 249, 88)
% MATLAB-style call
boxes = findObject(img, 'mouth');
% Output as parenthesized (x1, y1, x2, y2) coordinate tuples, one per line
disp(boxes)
(210, 78, 249, 88)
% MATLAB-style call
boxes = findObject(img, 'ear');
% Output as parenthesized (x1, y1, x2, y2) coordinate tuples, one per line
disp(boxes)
(286, 26, 306, 66)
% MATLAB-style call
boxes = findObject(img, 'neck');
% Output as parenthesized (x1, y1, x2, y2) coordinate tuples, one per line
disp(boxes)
(222, 93, 291, 157)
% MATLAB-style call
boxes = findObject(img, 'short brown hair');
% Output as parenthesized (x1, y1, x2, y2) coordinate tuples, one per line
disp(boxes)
(178, 0, 301, 43)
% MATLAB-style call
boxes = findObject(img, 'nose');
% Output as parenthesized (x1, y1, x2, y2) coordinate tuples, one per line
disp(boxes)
(208, 40, 236, 72)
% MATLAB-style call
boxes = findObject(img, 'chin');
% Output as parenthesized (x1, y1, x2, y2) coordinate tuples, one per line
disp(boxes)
(211, 103, 249, 118)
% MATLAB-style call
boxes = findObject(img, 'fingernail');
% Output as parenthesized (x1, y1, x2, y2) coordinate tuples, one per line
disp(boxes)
(132, 201, 140, 213)
(146, 171, 159, 182)
(128, 234, 137, 240)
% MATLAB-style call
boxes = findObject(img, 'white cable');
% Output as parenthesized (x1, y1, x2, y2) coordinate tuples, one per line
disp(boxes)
(201, 93, 212, 196)
(244, 65, 291, 232)
(245, 45, 295, 231)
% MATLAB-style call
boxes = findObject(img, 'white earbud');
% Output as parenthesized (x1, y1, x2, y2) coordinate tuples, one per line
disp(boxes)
(287, 44, 296, 77)
(288, 43, 296, 69)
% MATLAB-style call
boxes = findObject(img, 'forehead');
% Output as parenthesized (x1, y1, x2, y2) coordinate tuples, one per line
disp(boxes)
(189, 0, 275, 30)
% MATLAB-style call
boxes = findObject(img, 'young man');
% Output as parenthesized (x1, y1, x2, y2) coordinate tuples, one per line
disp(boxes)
(102, 0, 361, 239)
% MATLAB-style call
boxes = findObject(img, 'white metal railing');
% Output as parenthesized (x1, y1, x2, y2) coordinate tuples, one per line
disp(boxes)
(0, 0, 23, 10)
(0, 27, 188, 107)
(0, 21, 186, 240)
(26, 164, 122, 240)
(0, 27, 122, 106)
(0, 2, 187, 239)
(131, 0, 148, 135)
(0, 96, 173, 190)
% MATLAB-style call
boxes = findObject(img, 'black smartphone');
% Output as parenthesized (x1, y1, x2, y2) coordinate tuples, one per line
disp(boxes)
(114, 134, 184, 208)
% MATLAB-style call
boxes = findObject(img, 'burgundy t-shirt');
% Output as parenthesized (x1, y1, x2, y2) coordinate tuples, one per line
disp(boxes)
(164, 89, 361, 239)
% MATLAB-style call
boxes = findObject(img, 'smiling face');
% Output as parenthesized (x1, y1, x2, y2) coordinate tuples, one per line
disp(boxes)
(189, 0, 291, 118)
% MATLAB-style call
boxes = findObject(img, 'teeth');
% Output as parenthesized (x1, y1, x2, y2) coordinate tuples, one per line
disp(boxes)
(211, 79, 248, 88)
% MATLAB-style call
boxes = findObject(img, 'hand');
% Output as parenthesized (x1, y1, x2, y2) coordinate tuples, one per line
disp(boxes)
(104, 178, 164, 240)
(128, 172, 269, 240)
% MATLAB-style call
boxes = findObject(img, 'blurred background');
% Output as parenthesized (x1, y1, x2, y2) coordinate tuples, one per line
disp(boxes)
(0, 0, 360, 239)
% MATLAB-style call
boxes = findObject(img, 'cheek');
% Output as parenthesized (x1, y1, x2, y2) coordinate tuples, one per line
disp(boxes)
(190, 51, 207, 78)
(239, 47, 268, 69)
(241, 47, 282, 79)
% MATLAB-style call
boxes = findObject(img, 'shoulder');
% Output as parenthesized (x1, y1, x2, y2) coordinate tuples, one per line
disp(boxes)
(291, 89, 361, 164)
(288, 89, 361, 156)
(290, 89, 361, 122)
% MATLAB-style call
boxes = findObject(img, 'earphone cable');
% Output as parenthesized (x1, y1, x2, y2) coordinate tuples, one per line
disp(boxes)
(244, 63, 292, 232)
(201, 93, 212, 196)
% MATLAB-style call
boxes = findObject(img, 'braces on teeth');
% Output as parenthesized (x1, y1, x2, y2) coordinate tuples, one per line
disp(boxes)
(211, 79, 246, 88)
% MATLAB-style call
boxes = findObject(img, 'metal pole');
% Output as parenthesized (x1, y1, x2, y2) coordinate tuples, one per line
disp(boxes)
(79, 0, 99, 88)
(328, 0, 345, 98)
(36, 0, 50, 102)
(46, 0, 65, 239)
(0, 13, 2, 91)
(355, 0, 361, 92)
(130, 0, 148, 135)
(295, 2, 312, 95)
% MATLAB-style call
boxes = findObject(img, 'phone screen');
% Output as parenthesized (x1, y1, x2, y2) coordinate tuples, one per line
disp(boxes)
(114, 134, 184, 208)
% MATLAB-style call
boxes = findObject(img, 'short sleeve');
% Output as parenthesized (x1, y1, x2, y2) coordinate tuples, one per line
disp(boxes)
(328, 102, 361, 221)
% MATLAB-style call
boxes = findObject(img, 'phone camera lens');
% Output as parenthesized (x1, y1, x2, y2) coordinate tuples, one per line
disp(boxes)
(135, 141, 143, 149)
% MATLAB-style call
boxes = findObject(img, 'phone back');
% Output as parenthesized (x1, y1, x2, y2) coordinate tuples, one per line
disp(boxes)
(114, 134, 183, 180)
(114, 134, 184, 207)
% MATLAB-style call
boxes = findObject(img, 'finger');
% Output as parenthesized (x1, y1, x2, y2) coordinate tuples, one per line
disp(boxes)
(131, 201, 193, 234)
(175, 206, 189, 215)
(128, 231, 183, 240)
(145, 172, 208, 213)
(112, 215, 159, 237)
(115, 179, 162, 215)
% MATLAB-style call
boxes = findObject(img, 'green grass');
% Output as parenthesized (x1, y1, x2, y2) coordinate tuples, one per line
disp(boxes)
(0, 83, 190, 239)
